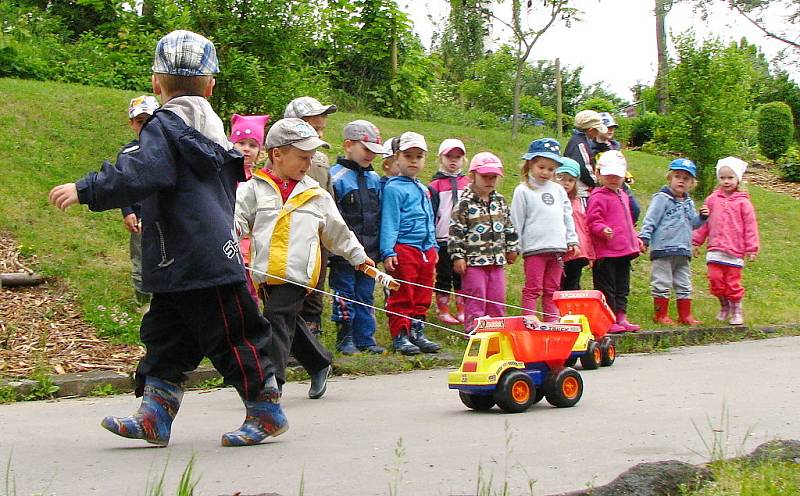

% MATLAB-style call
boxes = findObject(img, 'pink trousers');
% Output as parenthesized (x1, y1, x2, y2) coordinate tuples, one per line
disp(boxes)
(461, 265, 507, 332)
(523, 253, 563, 321)
(707, 263, 744, 302)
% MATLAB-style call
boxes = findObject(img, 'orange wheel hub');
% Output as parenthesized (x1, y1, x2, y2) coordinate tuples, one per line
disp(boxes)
(511, 380, 531, 403)
(593, 347, 602, 363)
(562, 376, 579, 399)
(608, 346, 616, 360)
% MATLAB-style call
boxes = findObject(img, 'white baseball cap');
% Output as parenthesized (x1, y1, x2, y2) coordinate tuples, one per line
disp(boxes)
(438, 138, 466, 156)
(597, 150, 627, 177)
(398, 132, 428, 152)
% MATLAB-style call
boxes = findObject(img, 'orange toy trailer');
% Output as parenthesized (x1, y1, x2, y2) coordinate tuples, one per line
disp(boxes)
(448, 316, 584, 413)
(553, 290, 617, 369)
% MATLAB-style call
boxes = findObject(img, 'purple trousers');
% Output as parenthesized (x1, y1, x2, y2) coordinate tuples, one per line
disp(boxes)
(461, 265, 507, 332)
(522, 253, 563, 321)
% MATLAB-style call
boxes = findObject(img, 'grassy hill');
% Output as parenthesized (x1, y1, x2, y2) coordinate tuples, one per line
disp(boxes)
(1, 77, 799, 349)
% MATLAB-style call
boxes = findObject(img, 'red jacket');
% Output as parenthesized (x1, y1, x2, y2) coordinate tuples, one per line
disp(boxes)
(692, 188, 759, 258)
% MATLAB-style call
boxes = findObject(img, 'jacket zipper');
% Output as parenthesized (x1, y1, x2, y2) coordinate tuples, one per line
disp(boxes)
(155, 221, 175, 268)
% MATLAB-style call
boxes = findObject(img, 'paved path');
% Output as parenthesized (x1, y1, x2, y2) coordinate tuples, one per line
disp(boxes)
(1, 336, 798, 496)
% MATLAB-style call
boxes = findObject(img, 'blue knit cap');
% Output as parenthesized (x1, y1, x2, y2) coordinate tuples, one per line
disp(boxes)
(556, 157, 580, 177)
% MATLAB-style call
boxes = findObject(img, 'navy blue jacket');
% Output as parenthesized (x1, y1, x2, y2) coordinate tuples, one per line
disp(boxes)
(329, 157, 382, 261)
(76, 109, 246, 293)
(118, 139, 142, 220)
(564, 129, 597, 189)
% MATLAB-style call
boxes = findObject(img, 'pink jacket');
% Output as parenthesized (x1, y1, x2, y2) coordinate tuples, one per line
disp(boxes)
(692, 188, 759, 257)
(586, 186, 640, 259)
(564, 196, 595, 262)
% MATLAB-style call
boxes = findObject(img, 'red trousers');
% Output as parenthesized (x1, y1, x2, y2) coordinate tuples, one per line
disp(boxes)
(386, 244, 437, 337)
(707, 263, 744, 302)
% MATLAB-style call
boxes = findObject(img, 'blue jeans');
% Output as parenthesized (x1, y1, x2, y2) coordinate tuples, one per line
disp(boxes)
(329, 263, 377, 348)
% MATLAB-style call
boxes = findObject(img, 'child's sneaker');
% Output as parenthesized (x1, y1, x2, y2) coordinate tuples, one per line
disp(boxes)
(221, 387, 289, 447)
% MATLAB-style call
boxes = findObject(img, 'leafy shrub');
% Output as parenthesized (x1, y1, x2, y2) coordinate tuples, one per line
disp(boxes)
(628, 112, 663, 147)
(778, 147, 800, 182)
(578, 97, 616, 114)
(758, 101, 794, 160)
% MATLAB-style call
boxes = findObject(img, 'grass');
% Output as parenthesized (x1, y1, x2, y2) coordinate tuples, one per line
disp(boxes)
(684, 460, 800, 496)
(2, 76, 800, 364)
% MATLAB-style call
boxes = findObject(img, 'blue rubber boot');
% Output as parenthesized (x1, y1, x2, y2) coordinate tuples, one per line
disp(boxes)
(221, 386, 289, 447)
(100, 377, 183, 446)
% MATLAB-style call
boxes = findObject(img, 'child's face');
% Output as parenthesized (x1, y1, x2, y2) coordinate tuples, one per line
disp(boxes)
(528, 157, 558, 183)
(344, 140, 377, 168)
(471, 172, 499, 197)
(556, 173, 576, 195)
(718, 166, 739, 194)
(668, 170, 694, 197)
(601, 174, 624, 190)
(605, 126, 616, 140)
(396, 148, 426, 178)
(382, 156, 400, 177)
(272, 145, 315, 181)
(304, 115, 328, 138)
(440, 149, 465, 174)
(128, 114, 151, 138)
(234, 138, 261, 166)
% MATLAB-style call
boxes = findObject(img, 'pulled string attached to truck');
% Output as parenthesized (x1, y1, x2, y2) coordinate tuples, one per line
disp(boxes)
(244, 265, 560, 339)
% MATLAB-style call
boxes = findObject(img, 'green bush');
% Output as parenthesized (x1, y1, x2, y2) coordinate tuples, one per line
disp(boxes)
(628, 112, 663, 147)
(778, 147, 800, 182)
(758, 101, 794, 160)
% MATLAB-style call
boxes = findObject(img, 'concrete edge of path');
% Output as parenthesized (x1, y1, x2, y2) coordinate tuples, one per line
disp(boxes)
(2, 323, 798, 400)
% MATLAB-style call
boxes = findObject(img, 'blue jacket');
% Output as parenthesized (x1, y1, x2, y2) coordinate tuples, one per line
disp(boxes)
(118, 139, 142, 220)
(639, 186, 706, 259)
(77, 108, 247, 293)
(329, 158, 382, 261)
(380, 175, 437, 260)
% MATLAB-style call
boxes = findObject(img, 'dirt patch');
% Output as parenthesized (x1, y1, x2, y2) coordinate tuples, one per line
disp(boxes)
(746, 161, 800, 200)
(0, 230, 142, 379)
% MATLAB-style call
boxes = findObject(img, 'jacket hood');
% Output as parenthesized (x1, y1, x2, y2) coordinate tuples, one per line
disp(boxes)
(712, 188, 751, 201)
(161, 96, 232, 150)
(658, 185, 692, 201)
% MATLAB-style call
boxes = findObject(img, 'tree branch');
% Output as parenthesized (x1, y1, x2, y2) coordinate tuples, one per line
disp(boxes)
(731, 2, 800, 50)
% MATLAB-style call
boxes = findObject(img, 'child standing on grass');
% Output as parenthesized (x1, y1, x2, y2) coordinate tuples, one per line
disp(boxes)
(449, 152, 518, 331)
(639, 159, 708, 326)
(555, 157, 595, 290)
(121, 95, 159, 310)
(381, 132, 441, 355)
(229, 113, 270, 303)
(328, 120, 385, 355)
(586, 150, 644, 333)
(49, 30, 287, 447)
(429, 139, 470, 325)
(511, 138, 579, 321)
(692, 157, 759, 326)
(236, 118, 378, 399)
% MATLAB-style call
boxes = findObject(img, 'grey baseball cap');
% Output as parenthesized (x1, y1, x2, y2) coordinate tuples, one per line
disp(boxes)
(152, 30, 219, 76)
(343, 120, 384, 154)
(265, 118, 330, 151)
(284, 96, 338, 119)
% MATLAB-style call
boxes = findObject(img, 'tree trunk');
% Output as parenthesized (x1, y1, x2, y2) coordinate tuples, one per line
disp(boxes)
(142, 0, 154, 17)
(555, 57, 563, 139)
(655, 0, 669, 114)
(511, 0, 522, 139)
(0, 273, 44, 287)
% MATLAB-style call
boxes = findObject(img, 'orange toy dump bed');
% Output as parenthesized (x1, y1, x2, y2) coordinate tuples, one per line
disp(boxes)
(473, 316, 580, 366)
(552, 290, 616, 339)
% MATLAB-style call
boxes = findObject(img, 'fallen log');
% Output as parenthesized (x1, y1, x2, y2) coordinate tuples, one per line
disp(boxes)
(0, 272, 45, 287)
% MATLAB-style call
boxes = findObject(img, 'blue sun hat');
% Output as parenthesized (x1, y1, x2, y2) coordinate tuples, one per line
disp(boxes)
(555, 157, 580, 178)
(669, 158, 697, 178)
(521, 138, 562, 162)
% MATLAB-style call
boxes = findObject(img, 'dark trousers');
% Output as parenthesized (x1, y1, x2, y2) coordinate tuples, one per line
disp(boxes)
(135, 282, 273, 401)
(562, 259, 589, 291)
(260, 283, 332, 386)
(300, 247, 329, 326)
(592, 256, 632, 313)
(435, 243, 461, 293)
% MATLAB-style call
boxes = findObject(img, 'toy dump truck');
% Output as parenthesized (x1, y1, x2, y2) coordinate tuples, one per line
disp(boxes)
(553, 290, 617, 370)
(448, 316, 583, 413)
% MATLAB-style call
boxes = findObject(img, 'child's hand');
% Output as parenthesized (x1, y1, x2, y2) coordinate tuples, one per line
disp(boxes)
(603, 227, 614, 239)
(453, 259, 466, 275)
(48, 183, 79, 211)
(700, 205, 710, 216)
(360, 257, 376, 268)
(746, 253, 757, 262)
(383, 256, 398, 272)
(506, 252, 518, 264)
(567, 245, 580, 257)
(124, 214, 140, 233)
(638, 238, 646, 253)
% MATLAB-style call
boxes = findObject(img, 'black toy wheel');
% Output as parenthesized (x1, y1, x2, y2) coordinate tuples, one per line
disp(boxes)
(493, 370, 536, 413)
(564, 355, 578, 367)
(544, 367, 584, 408)
(459, 391, 495, 411)
(600, 337, 616, 367)
(579, 340, 601, 370)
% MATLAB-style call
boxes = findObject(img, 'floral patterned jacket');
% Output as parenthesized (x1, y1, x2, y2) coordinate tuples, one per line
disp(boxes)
(448, 186, 519, 266)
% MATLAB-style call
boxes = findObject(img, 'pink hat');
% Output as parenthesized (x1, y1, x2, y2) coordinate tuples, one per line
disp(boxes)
(469, 152, 504, 176)
(438, 138, 466, 156)
(230, 114, 271, 149)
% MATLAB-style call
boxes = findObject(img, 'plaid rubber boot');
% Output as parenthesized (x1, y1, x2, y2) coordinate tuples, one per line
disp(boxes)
(101, 377, 183, 446)
(221, 387, 289, 447)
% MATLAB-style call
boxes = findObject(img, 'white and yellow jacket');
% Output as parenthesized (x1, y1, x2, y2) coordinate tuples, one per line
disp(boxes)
(235, 169, 368, 288)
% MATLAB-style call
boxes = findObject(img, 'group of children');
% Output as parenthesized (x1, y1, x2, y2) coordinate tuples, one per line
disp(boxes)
(46, 30, 761, 449)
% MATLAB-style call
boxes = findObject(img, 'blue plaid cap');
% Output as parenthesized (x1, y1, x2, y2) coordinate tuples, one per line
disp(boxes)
(152, 30, 219, 77)
(522, 138, 562, 162)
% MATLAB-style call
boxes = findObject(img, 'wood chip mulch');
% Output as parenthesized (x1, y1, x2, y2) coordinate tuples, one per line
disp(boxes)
(745, 161, 800, 200)
(0, 231, 143, 379)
